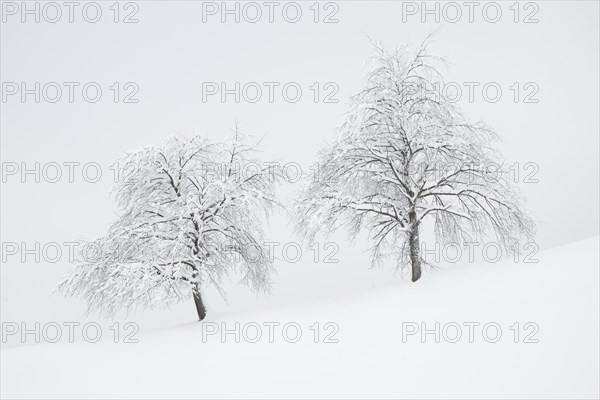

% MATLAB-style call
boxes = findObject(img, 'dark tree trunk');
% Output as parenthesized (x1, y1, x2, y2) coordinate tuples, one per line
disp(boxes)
(193, 283, 207, 321)
(408, 210, 422, 282)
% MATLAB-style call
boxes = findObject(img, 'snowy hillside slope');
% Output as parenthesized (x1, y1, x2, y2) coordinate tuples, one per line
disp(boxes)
(1, 236, 598, 399)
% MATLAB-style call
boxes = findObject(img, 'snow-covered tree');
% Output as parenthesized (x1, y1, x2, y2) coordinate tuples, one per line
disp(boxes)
(59, 126, 279, 320)
(295, 39, 536, 282)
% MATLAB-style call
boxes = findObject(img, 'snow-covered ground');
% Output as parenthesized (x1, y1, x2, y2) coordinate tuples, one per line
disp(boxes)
(2, 236, 598, 399)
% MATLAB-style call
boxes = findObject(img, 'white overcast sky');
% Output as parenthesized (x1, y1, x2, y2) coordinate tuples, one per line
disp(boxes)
(1, 1, 598, 260)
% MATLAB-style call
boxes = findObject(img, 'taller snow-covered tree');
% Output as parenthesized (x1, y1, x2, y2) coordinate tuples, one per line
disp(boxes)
(295, 40, 536, 282)
(59, 126, 279, 320)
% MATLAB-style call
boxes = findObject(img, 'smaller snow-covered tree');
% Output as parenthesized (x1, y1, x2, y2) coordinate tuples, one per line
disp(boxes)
(295, 39, 536, 282)
(59, 126, 279, 320)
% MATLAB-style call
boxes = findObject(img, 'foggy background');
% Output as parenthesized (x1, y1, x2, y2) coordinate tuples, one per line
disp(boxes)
(1, 1, 598, 346)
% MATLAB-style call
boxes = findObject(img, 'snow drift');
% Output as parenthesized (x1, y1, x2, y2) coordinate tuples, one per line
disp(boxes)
(1, 236, 598, 399)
